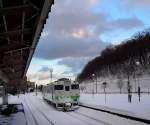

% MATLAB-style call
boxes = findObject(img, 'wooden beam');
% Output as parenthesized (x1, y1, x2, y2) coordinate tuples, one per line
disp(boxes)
(0, 42, 31, 53)
(21, 0, 26, 44)
(0, 5, 36, 16)
(4, 46, 31, 54)
(0, 0, 10, 44)
(28, 0, 40, 11)
(0, 28, 33, 37)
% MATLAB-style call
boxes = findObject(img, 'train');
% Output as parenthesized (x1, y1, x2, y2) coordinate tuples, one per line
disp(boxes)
(42, 78, 80, 111)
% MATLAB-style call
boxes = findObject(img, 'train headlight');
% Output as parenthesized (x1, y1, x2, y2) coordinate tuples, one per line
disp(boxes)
(64, 102, 71, 111)
(65, 102, 71, 107)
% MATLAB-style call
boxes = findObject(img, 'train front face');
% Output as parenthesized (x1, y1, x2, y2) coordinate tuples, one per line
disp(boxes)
(54, 83, 80, 111)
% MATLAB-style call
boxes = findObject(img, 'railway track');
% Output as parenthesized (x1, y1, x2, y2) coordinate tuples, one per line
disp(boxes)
(65, 111, 111, 125)
(74, 111, 111, 125)
(34, 105, 55, 125)
(79, 104, 150, 124)
(26, 94, 110, 125)
(22, 94, 149, 125)
(65, 112, 93, 125)
(24, 98, 40, 125)
(24, 96, 55, 125)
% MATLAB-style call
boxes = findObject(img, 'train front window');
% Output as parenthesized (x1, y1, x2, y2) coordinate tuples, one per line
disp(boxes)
(65, 86, 70, 91)
(71, 84, 79, 89)
(54, 85, 63, 90)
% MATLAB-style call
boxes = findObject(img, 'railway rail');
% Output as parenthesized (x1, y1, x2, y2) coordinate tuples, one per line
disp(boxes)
(21, 93, 149, 125)
(66, 111, 111, 125)
(24, 96, 55, 125)
(79, 104, 150, 124)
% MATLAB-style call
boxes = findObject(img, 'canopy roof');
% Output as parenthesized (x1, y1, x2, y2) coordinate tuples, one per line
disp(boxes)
(0, 0, 54, 80)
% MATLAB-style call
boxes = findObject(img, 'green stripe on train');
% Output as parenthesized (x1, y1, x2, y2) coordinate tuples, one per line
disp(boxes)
(55, 95, 80, 100)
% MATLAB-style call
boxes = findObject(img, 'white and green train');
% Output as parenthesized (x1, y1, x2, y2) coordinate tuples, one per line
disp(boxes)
(43, 78, 80, 111)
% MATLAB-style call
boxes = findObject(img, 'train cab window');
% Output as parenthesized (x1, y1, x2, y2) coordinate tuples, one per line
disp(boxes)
(71, 84, 79, 89)
(65, 86, 70, 91)
(54, 85, 64, 90)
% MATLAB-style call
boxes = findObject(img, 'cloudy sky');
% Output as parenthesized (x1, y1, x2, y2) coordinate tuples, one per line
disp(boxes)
(27, 0, 150, 85)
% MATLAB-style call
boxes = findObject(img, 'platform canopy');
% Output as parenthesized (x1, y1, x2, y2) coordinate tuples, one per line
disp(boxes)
(0, 0, 54, 82)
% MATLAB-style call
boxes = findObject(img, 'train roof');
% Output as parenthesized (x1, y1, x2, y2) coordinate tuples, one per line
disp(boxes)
(57, 78, 70, 81)
(45, 81, 78, 86)
(43, 78, 79, 87)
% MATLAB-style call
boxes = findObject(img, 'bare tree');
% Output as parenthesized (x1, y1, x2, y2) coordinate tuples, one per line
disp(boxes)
(117, 78, 124, 94)
(80, 86, 85, 92)
(77, 28, 150, 83)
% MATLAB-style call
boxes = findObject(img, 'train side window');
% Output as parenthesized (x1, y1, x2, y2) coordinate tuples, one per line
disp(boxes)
(71, 84, 79, 89)
(54, 85, 64, 90)
(65, 86, 70, 91)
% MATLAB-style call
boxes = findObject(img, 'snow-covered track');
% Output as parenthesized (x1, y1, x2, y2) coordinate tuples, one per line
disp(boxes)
(66, 111, 112, 125)
(34, 105, 55, 125)
(65, 112, 93, 125)
(19, 93, 149, 125)
(24, 99, 40, 125)
(28, 97, 55, 125)
(24, 96, 55, 125)
(80, 104, 150, 124)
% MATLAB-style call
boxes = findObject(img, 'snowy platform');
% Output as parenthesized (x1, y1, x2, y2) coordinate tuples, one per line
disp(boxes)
(80, 93, 150, 121)
(0, 104, 26, 125)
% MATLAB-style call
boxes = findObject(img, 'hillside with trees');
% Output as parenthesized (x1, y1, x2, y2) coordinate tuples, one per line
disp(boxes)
(77, 28, 150, 83)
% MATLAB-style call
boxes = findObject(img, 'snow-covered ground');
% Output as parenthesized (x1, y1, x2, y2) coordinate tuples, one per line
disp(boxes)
(0, 103, 26, 125)
(1, 93, 148, 125)
(80, 93, 150, 120)
(80, 75, 150, 93)
(79, 75, 150, 120)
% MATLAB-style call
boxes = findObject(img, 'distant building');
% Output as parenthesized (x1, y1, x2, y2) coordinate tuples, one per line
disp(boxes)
(7, 76, 27, 94)
(27, 81, 35, 90)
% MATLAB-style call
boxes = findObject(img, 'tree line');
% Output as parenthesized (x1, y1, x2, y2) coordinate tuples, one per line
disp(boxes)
(77, 28, 150, 83)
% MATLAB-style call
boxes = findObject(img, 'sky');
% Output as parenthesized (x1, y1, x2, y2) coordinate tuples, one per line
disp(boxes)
(27, 0, 150, 85)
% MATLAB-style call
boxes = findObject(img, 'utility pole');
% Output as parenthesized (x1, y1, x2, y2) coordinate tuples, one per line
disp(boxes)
(49, 68, 53, 83)
(92, 73, 97, 94)
(35, 84, 37, 96)
(96, 76, 97, 94)
(136, 61, 141, 102)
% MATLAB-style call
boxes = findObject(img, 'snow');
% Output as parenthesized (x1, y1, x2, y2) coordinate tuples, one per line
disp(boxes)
(1, 92, 149, 125)
(11, 112, 26, 125)
(79, 75, 150, 121)
(77, 106, 147, 125)
(80, 75, 150, 94)
(80, 93, 150, 120)
(0, 103, 26, 125)
(24, 93, 148, 125)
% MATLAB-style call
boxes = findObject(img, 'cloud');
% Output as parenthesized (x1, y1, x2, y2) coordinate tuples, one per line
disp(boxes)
(37, 72, 50, 81)
(38, 66, 49, 72)
(34, 0, 143, 61)
(27, 71, 59, 81)
(27, 72, 49, 81)
(122, 0, 150, 8)
(95, 17, 143, 34)
(30, 0, 145, 78)
(35, 35, 108, 60)
(57, 57, 92, 74)
(111, 17, 143, 30)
